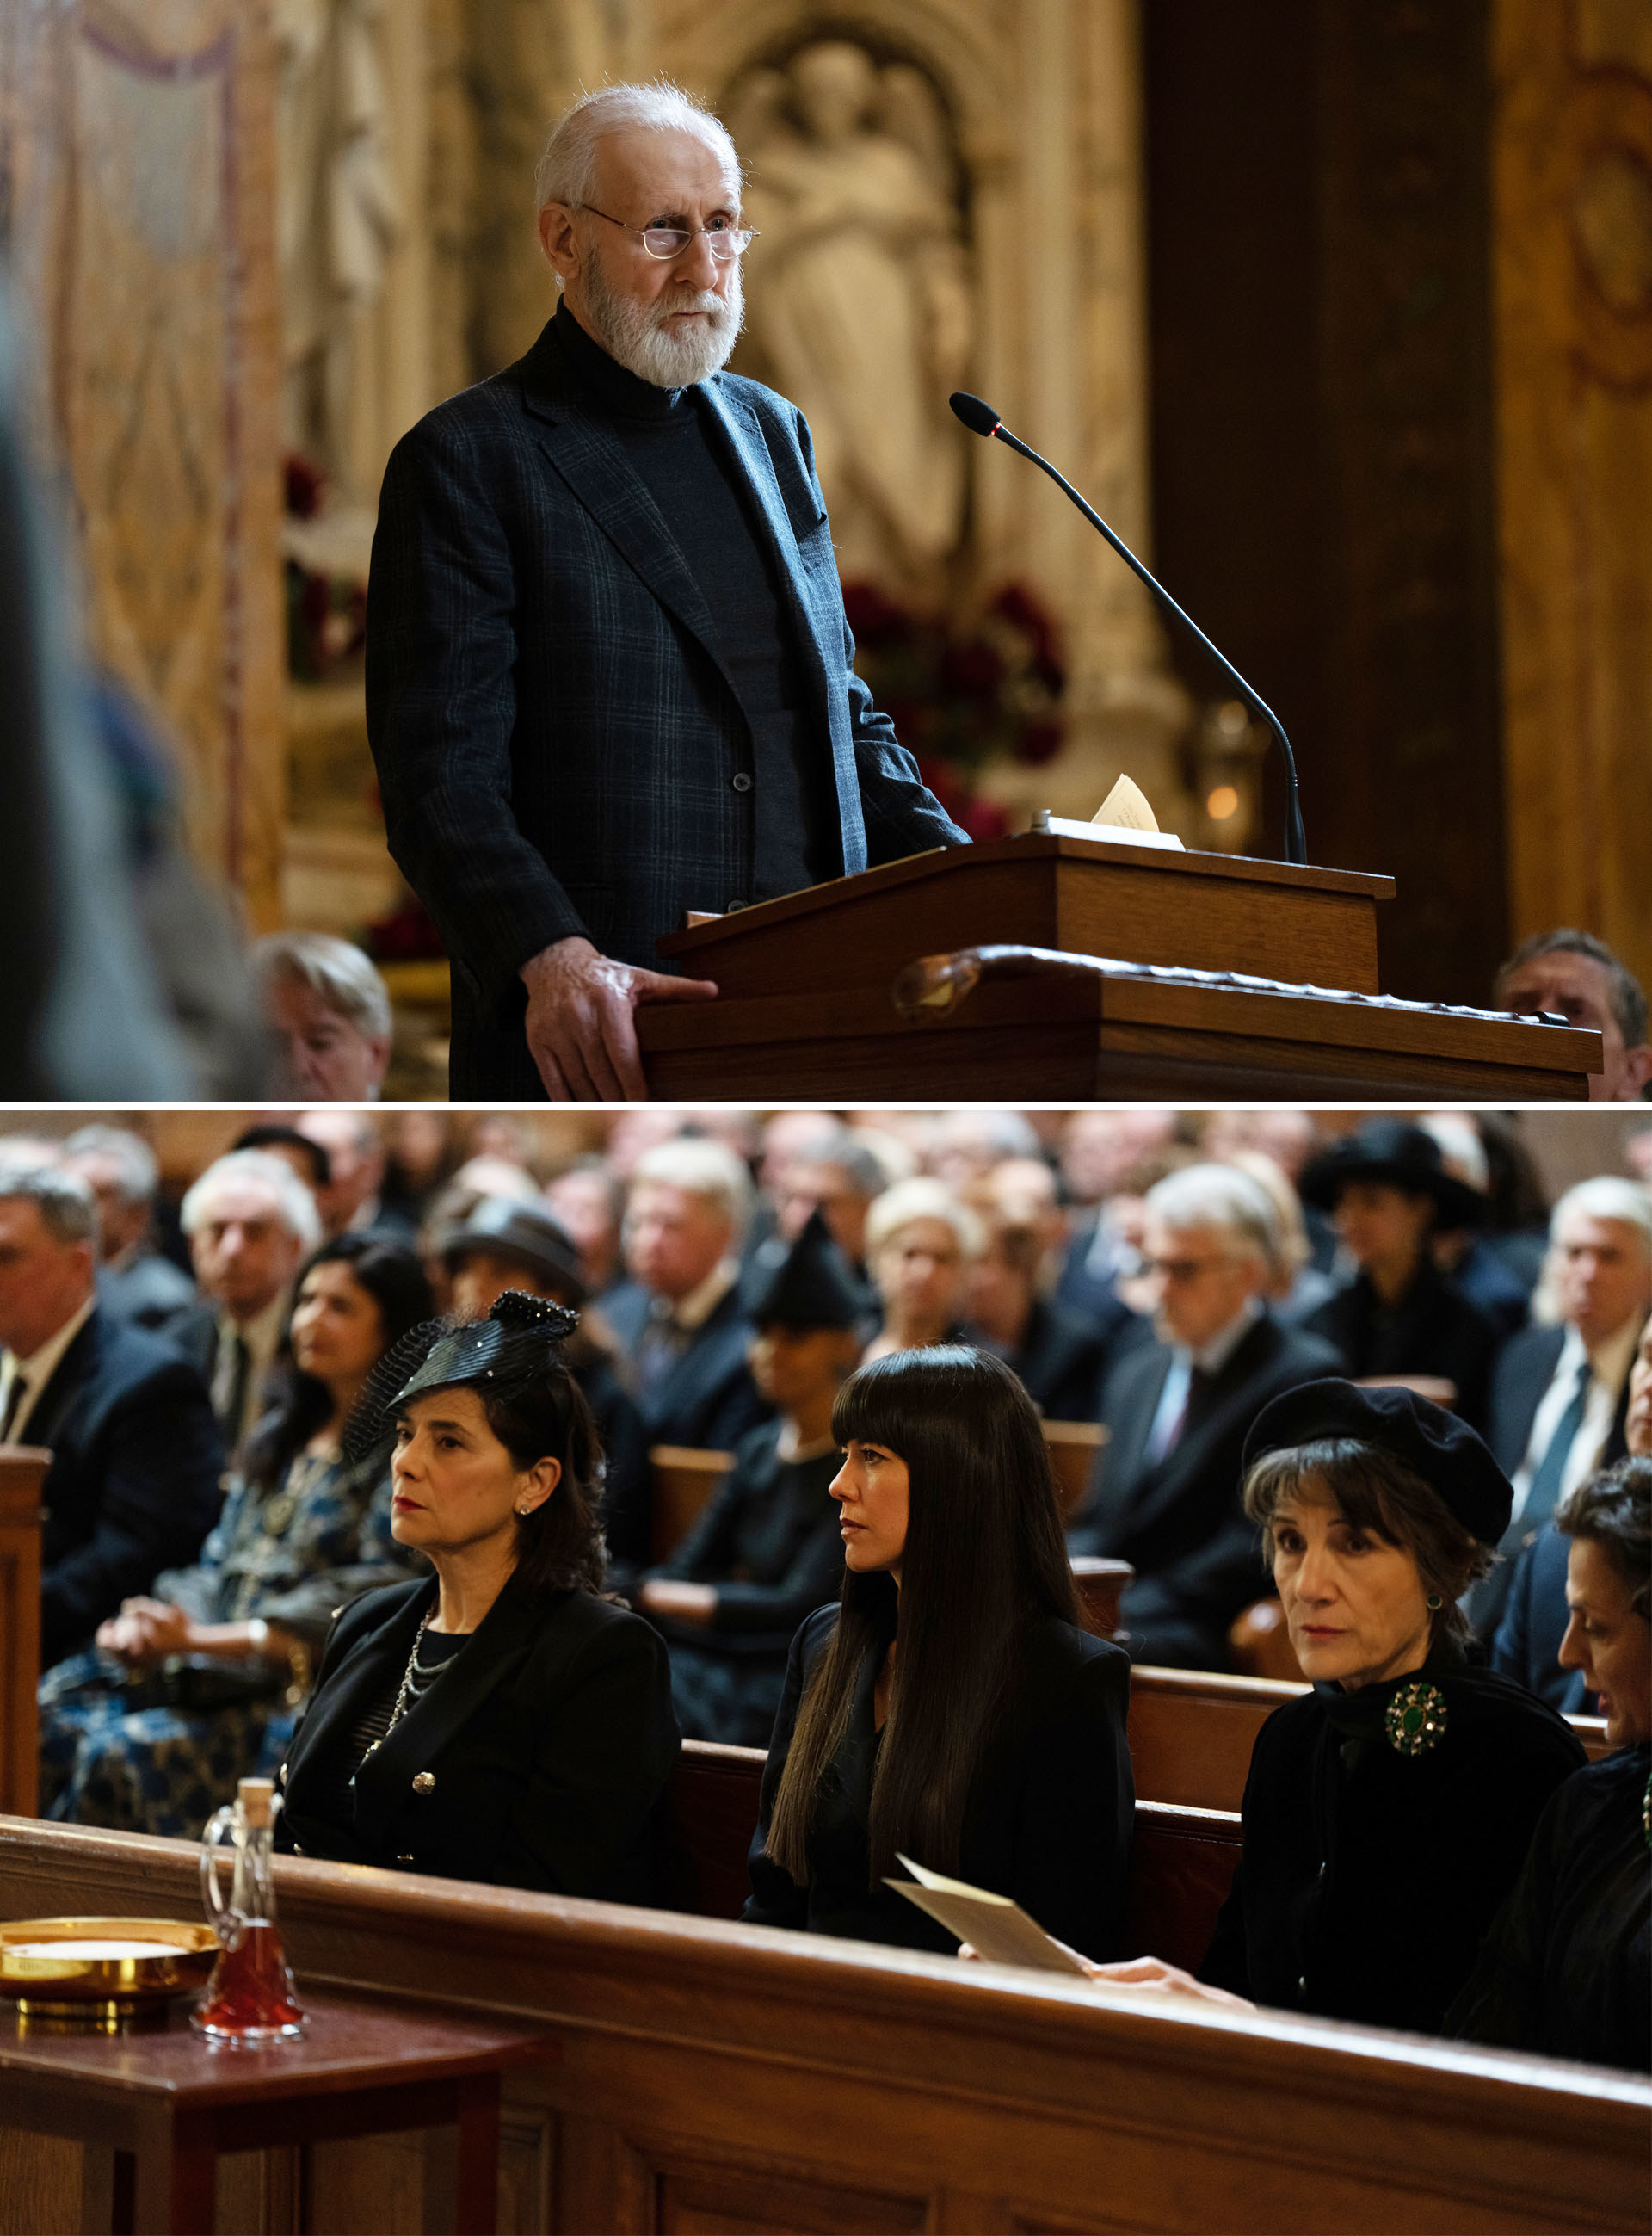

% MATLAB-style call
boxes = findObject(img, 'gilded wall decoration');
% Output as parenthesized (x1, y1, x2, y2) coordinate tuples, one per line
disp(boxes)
(0, 0, 285, 924)
(1493, 0, 1652, 992)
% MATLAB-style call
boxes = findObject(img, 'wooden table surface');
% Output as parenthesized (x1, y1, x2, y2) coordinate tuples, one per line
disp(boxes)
(1, 1990, 556, 2103)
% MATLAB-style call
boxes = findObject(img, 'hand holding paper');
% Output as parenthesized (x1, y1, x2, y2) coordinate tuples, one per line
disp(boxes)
(885, 1856, 1090, 1974)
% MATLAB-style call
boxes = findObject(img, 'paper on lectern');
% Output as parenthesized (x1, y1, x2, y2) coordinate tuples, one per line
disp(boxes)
(1091, 775, 1184, 848)
(884, 1855, 1090, 1974)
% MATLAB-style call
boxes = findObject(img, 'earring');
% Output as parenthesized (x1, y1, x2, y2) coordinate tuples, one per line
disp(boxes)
(1426, 1593, 1443, 1610)
(515, 1506, 531, 1518)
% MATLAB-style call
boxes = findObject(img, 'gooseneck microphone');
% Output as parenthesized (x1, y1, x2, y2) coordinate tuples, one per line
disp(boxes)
(949, 391, 1307, 866)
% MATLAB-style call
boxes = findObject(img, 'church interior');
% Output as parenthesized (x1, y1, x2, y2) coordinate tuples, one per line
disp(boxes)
(1, 4, 1650, 2230)
(0, 0, 1648, 1096)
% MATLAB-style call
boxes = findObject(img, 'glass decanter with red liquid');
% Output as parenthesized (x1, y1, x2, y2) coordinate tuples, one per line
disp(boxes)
(193, 1776, 306, 2041)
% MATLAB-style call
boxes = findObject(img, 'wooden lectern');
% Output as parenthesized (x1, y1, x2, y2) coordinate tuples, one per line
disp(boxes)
(643, 832, 1599, 1100)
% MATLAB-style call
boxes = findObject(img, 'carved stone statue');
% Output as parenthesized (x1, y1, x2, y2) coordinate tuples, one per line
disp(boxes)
(730, 41, 972, 592)
(274, 0, 400, 508)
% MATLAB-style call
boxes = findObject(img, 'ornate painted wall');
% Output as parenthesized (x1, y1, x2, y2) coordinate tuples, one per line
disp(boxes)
(1492, 0, 1652, 991)
(0, 0, 286, 928)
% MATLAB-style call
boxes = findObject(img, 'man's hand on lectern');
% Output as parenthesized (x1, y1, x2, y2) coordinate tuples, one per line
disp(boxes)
(520, 936, 718, 1101)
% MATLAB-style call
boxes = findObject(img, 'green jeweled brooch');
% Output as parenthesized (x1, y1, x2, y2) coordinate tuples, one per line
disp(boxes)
(1384, 1680, 1448, 1757)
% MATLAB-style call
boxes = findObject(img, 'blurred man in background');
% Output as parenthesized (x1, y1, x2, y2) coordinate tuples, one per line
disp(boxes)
(174, 1150, 321, 1458)
(0, 1164, 221, 1668)
(64, 1125, 195, 1336)
(605, 1138, 770, 1450)
(251, 934, 394, 1101)
(1496, 930, 1652, 1103)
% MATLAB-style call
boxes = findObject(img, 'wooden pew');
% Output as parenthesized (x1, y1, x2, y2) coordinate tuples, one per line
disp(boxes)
(648, 1444, 733, 1562)
(1043, 1418, 1106, 1516)
(650, 1421, 1110, 1563)
(1127, 1666, 1612, 1813)
(1, 1815, 1644, 2235)
(1227, 1594, 1305, 1682)
(1071, 1553, 1131, 1637)
(0, 1449, 48, 1820)
(663, 1739, 1242, 1967)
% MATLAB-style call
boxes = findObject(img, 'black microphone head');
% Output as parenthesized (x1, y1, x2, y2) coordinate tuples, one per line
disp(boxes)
(949, 391, 1001, 438)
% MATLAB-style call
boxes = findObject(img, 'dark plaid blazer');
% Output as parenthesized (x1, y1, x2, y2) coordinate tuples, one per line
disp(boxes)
(367, 313, 969, 1096)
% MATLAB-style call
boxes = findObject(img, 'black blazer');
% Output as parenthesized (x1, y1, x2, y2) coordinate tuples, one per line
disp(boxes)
(1068, 1311, 1345, 1668)
(276, 1575, 680, 1899)
(32, 1308, 224, 1668)
(1200, 1661, 1587, 2035)
(1470, 1321, 1635, 1637)
(743, 1605, 1134, 1961)
(996, 1294, 1114, 1424)
(1490, 1524, 1589, 1714)
(366, 313, 967, 1097)
(602, 1279, 772, 1454)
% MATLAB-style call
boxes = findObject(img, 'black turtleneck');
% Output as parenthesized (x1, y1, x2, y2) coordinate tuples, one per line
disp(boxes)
(554, 302, 831, 903)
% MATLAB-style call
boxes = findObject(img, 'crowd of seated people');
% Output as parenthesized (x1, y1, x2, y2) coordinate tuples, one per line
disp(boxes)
(4, 1108, 1648, 2072)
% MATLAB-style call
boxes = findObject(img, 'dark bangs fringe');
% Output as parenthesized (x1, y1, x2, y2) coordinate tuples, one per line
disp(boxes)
(767, 1347, 1076, 1887)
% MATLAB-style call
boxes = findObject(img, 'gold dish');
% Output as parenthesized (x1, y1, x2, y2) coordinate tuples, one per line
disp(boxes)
(0, 1916, 219, 2023)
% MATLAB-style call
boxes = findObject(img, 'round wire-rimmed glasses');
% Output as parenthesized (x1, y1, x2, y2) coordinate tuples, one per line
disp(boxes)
(581, 204, 758, 261)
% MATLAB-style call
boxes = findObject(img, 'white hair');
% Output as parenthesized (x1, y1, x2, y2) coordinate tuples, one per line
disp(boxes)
(533, 81, 740, 213)
(1420, 1114, 1490, 1197)
(632, 1137, 755, 1239)
(1144, 1162, 1280, 1266)
(865, 1178, 985, 1262)
(250, 933, 392, 1045)
(1550, 1176, 1652, 1256)
(0, 1162, 97, 1248)
(181, 1150, 323, 1255)
(63, 1125, 159, 1208)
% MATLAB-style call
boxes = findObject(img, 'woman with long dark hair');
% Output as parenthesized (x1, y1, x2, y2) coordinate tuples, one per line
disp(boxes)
(40, 1236, 435, 1837)
(274, 1292, 680, 1896)
(743, 1346, 1133, 1956)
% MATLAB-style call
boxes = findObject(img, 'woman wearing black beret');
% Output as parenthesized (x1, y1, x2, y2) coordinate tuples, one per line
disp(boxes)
(743, 1346, 1134, 1959)
(1450, 1457, 1649, 2072)
(274, 1293, 680, 1898)
(1082, 1380, 1586, 2033)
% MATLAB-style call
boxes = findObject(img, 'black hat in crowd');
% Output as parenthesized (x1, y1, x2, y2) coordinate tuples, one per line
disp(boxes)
(440, 1197, 587, 1305)
(1297, 1119, 1486, 1232)
(1242, 1377, 1513, 1544)
(741, 1208, 871, 1331)
(344, 1290, 579, 1460)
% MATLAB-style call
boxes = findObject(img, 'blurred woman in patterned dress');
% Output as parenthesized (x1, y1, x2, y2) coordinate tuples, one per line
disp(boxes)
(38, 1236, 433, 1835)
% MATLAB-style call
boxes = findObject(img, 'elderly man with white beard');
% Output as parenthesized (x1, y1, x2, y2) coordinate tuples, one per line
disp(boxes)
(367, 82, 967, 1101)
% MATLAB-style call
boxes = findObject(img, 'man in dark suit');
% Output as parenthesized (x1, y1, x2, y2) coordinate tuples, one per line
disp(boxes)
(1468, 1176, 1650, 1640)
(1490, 1525, 1589, 1713)
(602, 1138, 772, 1455)
(367, 82, 966, 1101)
(1068, 1164, 1344, 1669)
(63, 1125, 196, 1336)
(172, 1149, 322, 1459)
(0, 1166, 222, 1669)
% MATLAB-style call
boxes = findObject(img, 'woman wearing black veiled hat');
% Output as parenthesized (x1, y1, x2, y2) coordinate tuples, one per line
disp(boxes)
(274, 1293, 680, 1897)
(1070, 1381, 1586, 2034)
(1297, 1120, 1501, 1429)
